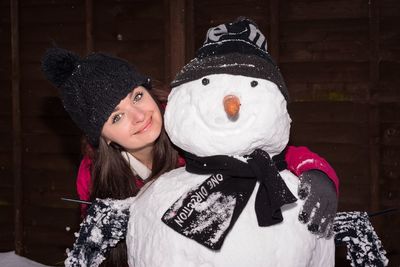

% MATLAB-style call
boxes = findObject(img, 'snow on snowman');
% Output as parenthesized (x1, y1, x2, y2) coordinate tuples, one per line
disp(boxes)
(125, 17, 334, 267)
(66, 17, 388, 267)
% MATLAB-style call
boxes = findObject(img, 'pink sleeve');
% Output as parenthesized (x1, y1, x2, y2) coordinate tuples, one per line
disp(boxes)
(285, 146, 340, 194)
(76, 155, 93, 216)
(177, 155, 186, 167)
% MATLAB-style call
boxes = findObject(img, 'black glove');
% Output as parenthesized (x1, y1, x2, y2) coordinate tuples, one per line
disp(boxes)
(65, 198, 132, 267)
(298, 170, 338, 237)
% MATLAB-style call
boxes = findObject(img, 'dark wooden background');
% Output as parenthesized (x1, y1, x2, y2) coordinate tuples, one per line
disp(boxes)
(0, 0, 399, 266)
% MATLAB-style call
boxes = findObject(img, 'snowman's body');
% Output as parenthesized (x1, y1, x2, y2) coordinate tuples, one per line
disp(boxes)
(127, 168, 334, 267)
(126, 74, 335, 266)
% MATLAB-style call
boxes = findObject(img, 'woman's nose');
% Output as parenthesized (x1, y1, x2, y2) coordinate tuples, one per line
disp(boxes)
(128, 106, 146, 123)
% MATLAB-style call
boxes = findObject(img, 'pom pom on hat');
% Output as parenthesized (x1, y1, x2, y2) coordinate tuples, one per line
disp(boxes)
(42, 47, 80, 88)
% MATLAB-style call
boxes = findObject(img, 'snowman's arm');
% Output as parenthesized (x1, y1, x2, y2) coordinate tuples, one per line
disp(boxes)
(65, 197, 133, 267)
(285, 145, 339, 194)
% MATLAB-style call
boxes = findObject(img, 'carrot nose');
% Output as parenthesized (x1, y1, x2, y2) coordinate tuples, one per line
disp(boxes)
(223, 95, 240, 119)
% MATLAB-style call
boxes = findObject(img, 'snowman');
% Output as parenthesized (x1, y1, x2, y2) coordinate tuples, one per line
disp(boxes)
(125, 17, 335, 267)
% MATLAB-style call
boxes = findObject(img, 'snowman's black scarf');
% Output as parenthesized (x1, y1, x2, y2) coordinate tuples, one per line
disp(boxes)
(161, 148, 297, 250)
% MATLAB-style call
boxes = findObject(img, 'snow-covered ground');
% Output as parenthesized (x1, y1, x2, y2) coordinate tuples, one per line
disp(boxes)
(0, 251, 54, 267)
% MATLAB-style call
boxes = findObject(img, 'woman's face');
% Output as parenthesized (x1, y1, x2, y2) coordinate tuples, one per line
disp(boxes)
(101, 86, 162, 153)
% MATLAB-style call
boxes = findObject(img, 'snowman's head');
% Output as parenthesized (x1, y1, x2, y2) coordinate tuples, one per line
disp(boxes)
(166, 17, 291, 157)
(164, 73, 291, 157)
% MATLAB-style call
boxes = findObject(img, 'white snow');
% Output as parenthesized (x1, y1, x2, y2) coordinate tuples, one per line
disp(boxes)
(183, 192, 236, 244)
(0, 251, 54, 267)
(89, 226, 103, 243)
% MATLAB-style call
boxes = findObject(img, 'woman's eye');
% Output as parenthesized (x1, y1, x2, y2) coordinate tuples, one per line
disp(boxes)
(112, 113, 123, 124)
(133, 92, 143, 103)
(202, 78, 210, 85)
(251, 80, 258, 87)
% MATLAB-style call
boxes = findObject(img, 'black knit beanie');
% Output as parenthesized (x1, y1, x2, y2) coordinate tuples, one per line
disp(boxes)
(171, 17, 289, 100)
(41, 47, 151, 146)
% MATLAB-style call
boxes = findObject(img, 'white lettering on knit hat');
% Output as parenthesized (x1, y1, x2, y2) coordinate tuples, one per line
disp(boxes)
(204, 21, 268, 52)
(205, 24, 228, 42)
(248, 23, 268, 51)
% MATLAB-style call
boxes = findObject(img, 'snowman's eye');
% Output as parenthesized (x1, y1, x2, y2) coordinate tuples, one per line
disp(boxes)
(202, 78, 210, 85)
(251, 80, 258, 87)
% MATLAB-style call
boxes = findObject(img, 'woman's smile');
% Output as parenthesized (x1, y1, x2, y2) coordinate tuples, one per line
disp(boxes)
(135, 116, 153, 134)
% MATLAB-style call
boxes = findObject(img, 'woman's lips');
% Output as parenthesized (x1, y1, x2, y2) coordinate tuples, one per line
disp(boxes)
(135, 117, 152, 134)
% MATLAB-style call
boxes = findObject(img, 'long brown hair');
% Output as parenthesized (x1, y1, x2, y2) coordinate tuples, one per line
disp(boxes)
(89, 84, 178, 266)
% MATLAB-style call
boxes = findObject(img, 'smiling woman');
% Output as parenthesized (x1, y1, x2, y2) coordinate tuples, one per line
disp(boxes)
(41, 47, 179, 266)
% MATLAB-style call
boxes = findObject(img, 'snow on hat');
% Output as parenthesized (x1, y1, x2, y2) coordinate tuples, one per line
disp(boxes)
(171, 17, 289, 100)
(41, 47, 151, 146)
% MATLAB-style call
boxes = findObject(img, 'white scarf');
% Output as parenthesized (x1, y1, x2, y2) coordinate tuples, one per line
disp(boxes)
(121, 151, 151, 180)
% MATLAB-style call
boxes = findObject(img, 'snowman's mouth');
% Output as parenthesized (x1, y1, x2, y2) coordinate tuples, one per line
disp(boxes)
(197, 110, 257, 136)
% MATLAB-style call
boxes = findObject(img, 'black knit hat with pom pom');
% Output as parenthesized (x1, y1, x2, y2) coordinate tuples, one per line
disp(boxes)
(41, 47, 151, 146)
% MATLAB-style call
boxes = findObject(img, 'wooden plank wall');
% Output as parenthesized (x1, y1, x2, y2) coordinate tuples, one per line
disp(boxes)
(0, 0, 14, 253)
(93, 0, 166, 82)
(19, 0, 85, 264)
(1, 0, 167, 265)
(1, 0, 399, 266)
(190, 0, 399, 266)
(379, 0, 400, 262)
